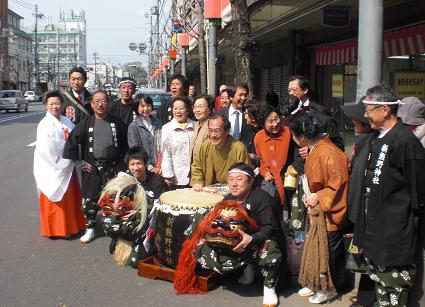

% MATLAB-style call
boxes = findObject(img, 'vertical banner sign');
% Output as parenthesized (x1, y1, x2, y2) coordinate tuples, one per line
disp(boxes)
(332, 74, 344, 98)
(394, 72, 425, 99)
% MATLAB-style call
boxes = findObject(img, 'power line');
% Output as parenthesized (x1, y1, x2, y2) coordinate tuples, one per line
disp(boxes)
(10, 0, 34, 11)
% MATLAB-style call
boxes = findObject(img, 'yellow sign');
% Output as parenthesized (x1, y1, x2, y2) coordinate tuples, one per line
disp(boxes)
(394, 72, 425, 99)
(332, 74, 344, 98)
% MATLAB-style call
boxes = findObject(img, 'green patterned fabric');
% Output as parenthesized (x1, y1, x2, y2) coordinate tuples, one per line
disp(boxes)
(288, 176, 307, 234)
(195, 239, 282, 287)
(366, 258, 416, 307)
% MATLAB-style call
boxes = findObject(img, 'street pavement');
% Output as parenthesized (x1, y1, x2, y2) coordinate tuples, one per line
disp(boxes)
(0, 103, 353, 307)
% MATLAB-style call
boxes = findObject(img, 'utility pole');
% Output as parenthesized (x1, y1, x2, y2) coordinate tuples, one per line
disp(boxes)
(1, 0, 10, 90)
(93, 52, 97, 90)
(33, 5, 44, 91)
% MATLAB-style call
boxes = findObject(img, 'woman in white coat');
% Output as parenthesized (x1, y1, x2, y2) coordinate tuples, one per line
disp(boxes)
(33, 91, 86, 238)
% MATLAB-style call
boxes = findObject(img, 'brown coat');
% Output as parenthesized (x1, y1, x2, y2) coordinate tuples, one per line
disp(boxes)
(304, 135, 350, 232)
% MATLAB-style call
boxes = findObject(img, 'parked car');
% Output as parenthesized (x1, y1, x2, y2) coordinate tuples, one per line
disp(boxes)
(24, 91, 41, 102)
(0, 90, 28, 112)
(136, 88, 171, 111)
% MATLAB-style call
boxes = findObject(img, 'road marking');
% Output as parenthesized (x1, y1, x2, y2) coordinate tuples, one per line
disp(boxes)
(27, 141, 37, 147)
(0, 111, 44, 123)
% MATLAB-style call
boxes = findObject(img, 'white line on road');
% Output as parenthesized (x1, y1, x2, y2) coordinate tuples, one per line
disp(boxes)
(27, 141, 37, 147)
(0, 111, 44, 123)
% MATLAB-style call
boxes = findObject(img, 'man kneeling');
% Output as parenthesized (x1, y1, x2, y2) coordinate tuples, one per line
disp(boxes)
(174, 163, 283, 307)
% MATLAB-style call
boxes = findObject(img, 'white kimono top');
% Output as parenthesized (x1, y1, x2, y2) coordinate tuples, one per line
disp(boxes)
(33, 112, 76, 202)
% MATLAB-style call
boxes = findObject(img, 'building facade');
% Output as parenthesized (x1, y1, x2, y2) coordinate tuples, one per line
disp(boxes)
(33, 9, 87, 90)
(7, 10, 32, 91)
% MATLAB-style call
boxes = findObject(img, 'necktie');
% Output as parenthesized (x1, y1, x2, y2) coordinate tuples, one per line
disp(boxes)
(76, 95, 82, 103)
(233, 110, 240, 139)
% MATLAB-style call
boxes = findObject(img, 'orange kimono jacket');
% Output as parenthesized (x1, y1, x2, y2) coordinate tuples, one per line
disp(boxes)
(304, 135, 350, 232)
(254, 126, 291, 203)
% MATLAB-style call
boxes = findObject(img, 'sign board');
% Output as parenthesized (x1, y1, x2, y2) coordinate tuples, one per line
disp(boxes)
(394, 72, 425, 99)
(332, 74, 344, 98)
(323, 8, 350, 28)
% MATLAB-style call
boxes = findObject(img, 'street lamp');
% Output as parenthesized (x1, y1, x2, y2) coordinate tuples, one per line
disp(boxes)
(129, 42, 148, 86)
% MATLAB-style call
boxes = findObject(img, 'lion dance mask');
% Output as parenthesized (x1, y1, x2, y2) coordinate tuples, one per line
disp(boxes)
(174, 200, 258, 294)
(98, 174, 148, 266)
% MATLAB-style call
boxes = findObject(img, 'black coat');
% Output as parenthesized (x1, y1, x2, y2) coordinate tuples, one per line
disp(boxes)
(63, 115, 127, 199)
(349, 122, 425, 266)
(61, 88, 93, 125)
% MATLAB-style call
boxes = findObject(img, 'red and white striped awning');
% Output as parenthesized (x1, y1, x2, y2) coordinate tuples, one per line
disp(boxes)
(315, 23, 425, 65)
(315, 40, 357, 65)
(384, 23, 425, 57)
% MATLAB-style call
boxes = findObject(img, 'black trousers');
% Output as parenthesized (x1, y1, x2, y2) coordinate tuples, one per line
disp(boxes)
(328, 230, 353, 292)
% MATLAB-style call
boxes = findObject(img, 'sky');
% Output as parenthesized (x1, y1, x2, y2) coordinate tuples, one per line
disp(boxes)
(9, 0, 169, 66)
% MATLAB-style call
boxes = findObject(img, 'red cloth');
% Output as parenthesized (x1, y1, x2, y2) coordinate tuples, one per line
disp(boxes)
(39, 172, 86, 237)
(254, 126, 292, 204)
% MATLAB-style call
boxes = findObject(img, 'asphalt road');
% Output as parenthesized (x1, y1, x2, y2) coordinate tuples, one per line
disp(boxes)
(0, 103, 352, 307)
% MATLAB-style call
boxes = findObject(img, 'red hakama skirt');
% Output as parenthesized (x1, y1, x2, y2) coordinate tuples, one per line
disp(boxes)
(39, 172, 86, 237)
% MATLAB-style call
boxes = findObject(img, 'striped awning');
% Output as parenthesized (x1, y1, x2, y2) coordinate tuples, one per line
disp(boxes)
(384, 23, 425, 57)
(315, 23, 425, 65)
(315, 40, 357, 65)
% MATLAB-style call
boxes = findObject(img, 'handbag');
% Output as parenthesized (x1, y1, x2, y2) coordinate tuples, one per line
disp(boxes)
(343, 233, 368, 273)
(287, 234, 305, 274)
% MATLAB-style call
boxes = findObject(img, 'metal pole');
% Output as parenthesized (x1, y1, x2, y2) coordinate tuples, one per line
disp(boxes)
(170, 59, 175, 75)
(356, 0, 383, 102)
(93, 52, 97, 90)
(181, 47, 187, 77)
(207, 19, 218, 96)
(164, 67, 168, 91)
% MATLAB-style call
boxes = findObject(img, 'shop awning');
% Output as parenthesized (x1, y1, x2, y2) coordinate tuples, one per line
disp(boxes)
(384, 23, 425, 57)
(315, 23, 425, 65)
(315, 40, 357, 65)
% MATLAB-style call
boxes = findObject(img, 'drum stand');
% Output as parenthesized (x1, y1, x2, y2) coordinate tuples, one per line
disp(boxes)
(138, 256, 218, 292)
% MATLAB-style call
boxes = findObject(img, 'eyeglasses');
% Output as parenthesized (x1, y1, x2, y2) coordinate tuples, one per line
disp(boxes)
(364, 105, 383, 115)
(287, 87, 300, 93)
(193, 105, 207, 110)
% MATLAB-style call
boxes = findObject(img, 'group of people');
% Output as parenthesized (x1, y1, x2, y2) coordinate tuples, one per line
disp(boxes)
(32, 66, 425, 307)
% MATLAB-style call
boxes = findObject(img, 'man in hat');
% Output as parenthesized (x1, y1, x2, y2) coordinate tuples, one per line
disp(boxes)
(62, 67, 93, 125)
(342, 98, 376, 307)
(398, 96, 425, 147)
(109, 77, 137, 129)
(349, 85, 425, 307)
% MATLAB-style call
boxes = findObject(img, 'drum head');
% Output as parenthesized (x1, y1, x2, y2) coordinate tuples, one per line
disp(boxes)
(159, 189, 223, 211)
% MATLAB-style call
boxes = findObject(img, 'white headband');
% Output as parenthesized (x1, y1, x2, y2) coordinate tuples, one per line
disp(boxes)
(118, 80, 137, 87)
(363, 99, 403, 105)
(228, 169, 253, 178)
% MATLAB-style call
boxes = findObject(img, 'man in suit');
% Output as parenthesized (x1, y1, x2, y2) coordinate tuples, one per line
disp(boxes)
(62, 67, 93, 125)
(287, 75, 344, 150)
(219, 84, 249, 141)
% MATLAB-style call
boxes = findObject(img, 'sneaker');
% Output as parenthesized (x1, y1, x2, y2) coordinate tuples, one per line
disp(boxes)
(80, 228, 95, 243)
(308, 290, 337, 304)
(298, 287, 315, 297)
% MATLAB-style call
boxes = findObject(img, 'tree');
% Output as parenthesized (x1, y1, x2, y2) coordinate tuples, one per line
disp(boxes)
(229, 0, 253, 93)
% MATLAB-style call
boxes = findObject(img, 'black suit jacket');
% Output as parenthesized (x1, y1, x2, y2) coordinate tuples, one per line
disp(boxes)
(219, 107, 251, 145)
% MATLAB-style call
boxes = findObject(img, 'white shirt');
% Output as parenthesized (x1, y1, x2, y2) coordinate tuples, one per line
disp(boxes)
(229, 105, 242, 138)
(291, 97, 310, 115)
(72, 90, 85, 104)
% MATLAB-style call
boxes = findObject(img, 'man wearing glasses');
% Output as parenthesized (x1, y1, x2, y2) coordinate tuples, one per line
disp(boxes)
(63, 91, 127, 243)
(349, 85, 425, 307)
(287, 75, 344, 151)
(191, 113, 250, 191)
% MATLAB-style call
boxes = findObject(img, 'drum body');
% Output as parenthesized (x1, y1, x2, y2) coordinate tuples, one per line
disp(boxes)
(155, 189, 223, 268)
